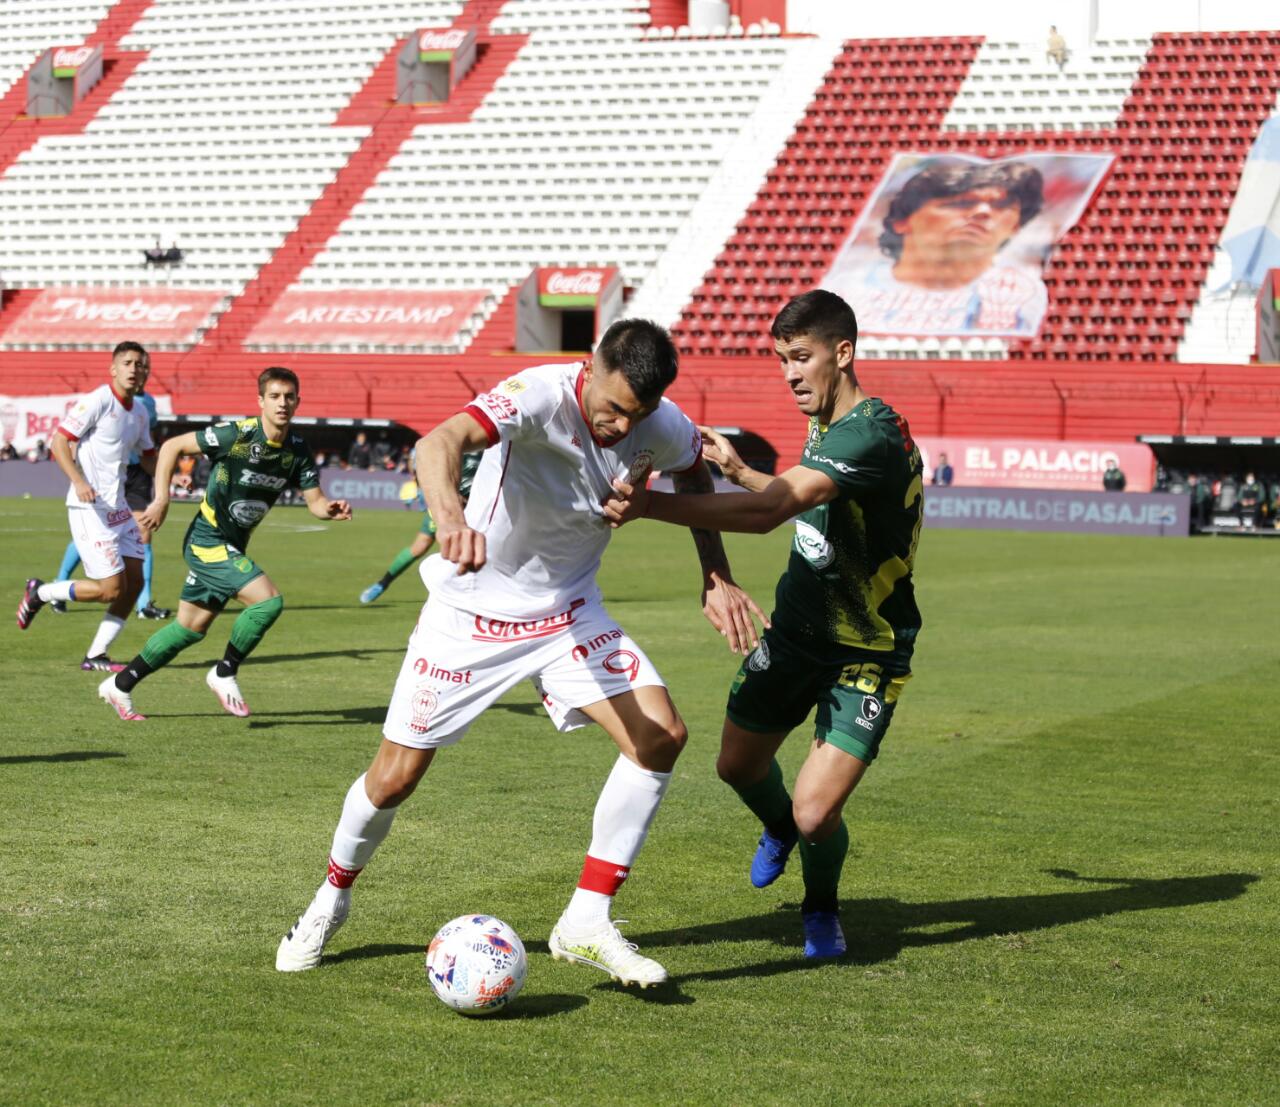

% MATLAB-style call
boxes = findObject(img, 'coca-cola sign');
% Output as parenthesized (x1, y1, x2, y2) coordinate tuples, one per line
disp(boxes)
(537, 267, 617, 306)
(418, 28, 468, 54)
(52, 46, 94, 73)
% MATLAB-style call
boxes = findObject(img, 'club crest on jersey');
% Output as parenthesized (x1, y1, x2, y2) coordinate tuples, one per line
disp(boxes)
(861, 697, 882, 722)
(249, 442, 263, 463)
(624, 450, 654, 485)
(794, 519, 834, 569)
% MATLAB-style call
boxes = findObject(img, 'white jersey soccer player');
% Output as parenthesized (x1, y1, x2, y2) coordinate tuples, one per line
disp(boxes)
(17, 342, 156, 671)
(277, 320, 767, 987)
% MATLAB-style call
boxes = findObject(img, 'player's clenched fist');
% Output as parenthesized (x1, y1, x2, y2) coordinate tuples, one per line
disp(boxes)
(438, 523, 486, 574)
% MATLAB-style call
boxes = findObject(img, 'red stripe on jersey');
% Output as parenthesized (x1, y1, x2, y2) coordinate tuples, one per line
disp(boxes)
(463, 404, 500, 446)
(56, 426, 79, 443)
(485, 442, 512, 526)
(577, 854, 631, 896)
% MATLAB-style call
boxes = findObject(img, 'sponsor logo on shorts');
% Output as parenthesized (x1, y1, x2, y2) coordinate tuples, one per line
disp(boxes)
(746, 640, 771, 672)
(408, 687, 439, 734)
(854, 716, 875, 730)
(185, 572, 197, 585)
(472, 598, 585, 642)
(602, 649, 640, 682)
(861, 698, 882, 722)
(106, 508, 132, 526)
(228, 499, 269, 526)
(240, 471, 287, 489)
(413, 658, 473, 684)
(569, 627, 623, 662)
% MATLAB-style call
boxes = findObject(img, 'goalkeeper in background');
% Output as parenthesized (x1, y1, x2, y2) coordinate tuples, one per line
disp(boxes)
(358, 449, 482, 604)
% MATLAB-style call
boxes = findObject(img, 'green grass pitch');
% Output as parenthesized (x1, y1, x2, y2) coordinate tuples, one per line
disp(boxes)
(2, 496, 1277, 1105)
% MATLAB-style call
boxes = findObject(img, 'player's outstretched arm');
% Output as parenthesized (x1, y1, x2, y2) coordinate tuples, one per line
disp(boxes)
(52, 431, 95, 503)
(419, 413, 492, 575)
(302, 486, 352, 521)
(138, 431, 201, 531)
(697, 426, 774, 492)
(607, 464, 839, 535)
(671, 461, 770, 655)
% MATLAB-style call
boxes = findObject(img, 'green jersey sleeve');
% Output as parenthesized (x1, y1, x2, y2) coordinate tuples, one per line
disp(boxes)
(799, 412, 894, 495)
(198, 420, 245, 460)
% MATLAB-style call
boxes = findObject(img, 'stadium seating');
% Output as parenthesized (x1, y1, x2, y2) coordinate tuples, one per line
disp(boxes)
(2, 2, 1280, 463)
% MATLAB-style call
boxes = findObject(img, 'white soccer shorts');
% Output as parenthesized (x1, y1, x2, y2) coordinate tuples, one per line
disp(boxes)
(68, 503, 144, 579)
(382, 594, 665, 749)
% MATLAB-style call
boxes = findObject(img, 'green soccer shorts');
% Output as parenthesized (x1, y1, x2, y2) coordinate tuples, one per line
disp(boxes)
(181, 538, 265, 608)
(727, 626, 913, 764)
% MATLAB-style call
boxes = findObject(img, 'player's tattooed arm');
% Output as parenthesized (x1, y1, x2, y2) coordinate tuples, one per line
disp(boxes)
(672, 461, 770, 654)
(671, 462, 730, 575)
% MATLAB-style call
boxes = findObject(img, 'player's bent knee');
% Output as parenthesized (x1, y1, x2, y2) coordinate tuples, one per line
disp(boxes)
(793, 799, 843, 843)
(366, 768, 423, 807)
(97, 575, 125, 602)
(633, 716, 687, 770)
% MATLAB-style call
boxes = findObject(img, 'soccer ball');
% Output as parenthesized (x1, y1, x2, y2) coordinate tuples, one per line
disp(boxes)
(425, 914, 527, 1016)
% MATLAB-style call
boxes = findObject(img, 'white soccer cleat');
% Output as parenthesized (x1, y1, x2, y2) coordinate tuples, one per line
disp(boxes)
(98, 675, 146, 722)
(549, 920, 668, 988)
(206, 666, 251, 717)
(276, 891, 350, 972)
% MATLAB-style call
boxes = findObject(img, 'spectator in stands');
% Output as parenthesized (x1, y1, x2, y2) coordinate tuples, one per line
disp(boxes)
(347, 431, 373, 471)
(1237, 471, 1264, 527)
(1046, 26, 1068, 71)
(144, 234, 183, 266)
(313, 449, 332, 469)
(371, 431, 394, 469)
(931, 452, 954, 486)
(1269, 480, 1280, 529)
(1102, 462, 1126, 492)
(1187, 473, 1212, 532)
(27, 438, 50, 462)
(0, 443, 16, 462)
(852, 161, 1048, 338)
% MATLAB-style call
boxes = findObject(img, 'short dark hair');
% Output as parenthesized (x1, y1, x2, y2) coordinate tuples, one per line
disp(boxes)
(771, 290, 858, 353)
(594, 319, 679, 406)
(879, 161, 1045, 260)
(258, 366, 300, 396)
(112, 340, 147, 360)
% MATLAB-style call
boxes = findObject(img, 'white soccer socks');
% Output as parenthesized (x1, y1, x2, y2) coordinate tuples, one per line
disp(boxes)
(314, 772, 399, 913)
(559, 755, 671, 934)
(85, 613, 126, 661)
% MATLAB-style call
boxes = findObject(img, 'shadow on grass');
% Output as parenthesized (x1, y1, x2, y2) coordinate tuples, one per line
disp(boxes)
(326, 942, 422, 964)
(0, 750, 127, 765)
(246, 706, 387, 729)
(639, 869, 1260, 981)
(169, 647, 404, 670)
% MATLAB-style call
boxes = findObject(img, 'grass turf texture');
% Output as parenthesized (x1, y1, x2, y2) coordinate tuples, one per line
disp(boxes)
(2, 496, 1276, 1106)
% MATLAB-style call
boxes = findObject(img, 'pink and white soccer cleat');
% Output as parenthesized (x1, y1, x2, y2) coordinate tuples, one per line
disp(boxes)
(98, 676, 146, 722)
(206, 666, 251, 717)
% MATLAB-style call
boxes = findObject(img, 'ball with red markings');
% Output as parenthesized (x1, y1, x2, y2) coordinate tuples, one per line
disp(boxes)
(425, 914, 527, 1016)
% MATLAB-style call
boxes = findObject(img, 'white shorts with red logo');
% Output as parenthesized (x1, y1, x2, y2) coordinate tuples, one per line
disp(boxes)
(68, 503, 144, 580)
(382, 594, 664, 749)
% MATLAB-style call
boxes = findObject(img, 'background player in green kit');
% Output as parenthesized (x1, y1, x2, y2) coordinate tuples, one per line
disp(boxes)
(357, 450, 482, 604)
(98, 367, 352, 722)
(604, 290, 923, 959)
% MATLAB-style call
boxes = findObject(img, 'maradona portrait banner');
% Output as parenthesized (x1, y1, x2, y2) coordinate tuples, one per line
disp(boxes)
(822, 152, 1113, 338)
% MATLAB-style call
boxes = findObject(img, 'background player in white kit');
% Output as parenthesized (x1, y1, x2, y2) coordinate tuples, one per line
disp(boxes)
(277, 320, 766, 987)
(16, 342, 155, 671)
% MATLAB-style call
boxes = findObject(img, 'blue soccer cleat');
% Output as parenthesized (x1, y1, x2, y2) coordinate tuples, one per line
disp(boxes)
(359, 581, 385, 604)
(802, 911, 847, 960)
(750, 828, 797, 888)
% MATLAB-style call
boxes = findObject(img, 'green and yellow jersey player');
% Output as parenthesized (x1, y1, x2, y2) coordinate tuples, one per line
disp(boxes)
(99, 367, 352, 722)
(603, 289, 922, 960)
(358, 449, 482, 604)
